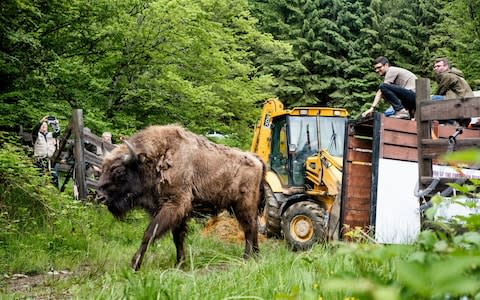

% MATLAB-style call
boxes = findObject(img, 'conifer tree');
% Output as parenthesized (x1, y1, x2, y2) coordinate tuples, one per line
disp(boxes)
(250, 0, 377, 114)
(369, 0, 443, 77)
(431, 0, 480, 89)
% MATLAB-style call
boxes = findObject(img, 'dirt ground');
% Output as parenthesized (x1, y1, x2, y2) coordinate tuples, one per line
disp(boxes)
(2, 270, 73, 299)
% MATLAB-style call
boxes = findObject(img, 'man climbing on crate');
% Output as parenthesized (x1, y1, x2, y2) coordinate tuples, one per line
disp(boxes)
(362, 56, 418, 120)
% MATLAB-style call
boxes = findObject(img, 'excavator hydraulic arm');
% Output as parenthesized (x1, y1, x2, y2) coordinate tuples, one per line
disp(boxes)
(250, 98, 285, 163)
(305, 149, 343, 196)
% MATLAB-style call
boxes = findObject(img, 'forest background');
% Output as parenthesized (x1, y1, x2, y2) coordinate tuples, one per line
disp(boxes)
(1, 0, 480, 146)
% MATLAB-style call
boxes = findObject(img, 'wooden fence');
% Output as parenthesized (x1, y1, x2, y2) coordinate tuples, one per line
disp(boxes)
(416, 78, 480, 195)
(49, 109, 115, 200)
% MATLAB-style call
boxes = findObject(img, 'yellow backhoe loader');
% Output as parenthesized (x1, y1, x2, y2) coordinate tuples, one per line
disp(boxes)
(251, 98, 348, 250)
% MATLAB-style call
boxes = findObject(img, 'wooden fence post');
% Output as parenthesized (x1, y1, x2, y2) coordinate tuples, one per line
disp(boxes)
(415, 78, 432, 192)
(72, 109, 87, 200)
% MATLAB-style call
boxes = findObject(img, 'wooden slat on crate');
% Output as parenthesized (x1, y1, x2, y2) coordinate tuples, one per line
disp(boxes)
(381, 144, 418, 162)
(351, 125, 374, 137)
(344, 200, 371, 211)
(421, 138, 480, 158)
(347, 136, 372, 149)
(381, 130, 417, 148)
(382, 118, 417, 133)
(437, 126, 480, 139)
(342, 210, 370, 226)
(347, 150, 372, 162)
(419, 97, 480, 121)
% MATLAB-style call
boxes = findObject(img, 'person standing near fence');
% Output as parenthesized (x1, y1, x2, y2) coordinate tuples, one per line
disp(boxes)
(32, 115, 61, 186)
(96, 131, 113, 156)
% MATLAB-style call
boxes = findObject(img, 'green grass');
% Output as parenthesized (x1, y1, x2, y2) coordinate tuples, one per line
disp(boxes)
(0, 199, 412, 300)
(1, 189, 479, 300)
(1, 142, 480, 300)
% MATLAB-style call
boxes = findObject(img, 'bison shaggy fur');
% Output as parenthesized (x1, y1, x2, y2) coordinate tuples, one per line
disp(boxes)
(98, 125, 264, 270)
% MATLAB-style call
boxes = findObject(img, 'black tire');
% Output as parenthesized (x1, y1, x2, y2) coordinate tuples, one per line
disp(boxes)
(263, 186, 282, 238)
(281, 201, 327, 251)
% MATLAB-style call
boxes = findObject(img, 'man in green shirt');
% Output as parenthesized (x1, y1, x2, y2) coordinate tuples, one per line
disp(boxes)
(432, 57, 474, 126)
(433, 57, 473, 100)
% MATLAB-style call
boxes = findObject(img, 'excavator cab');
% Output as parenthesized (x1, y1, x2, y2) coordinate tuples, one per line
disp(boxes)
(251, 98, 348, 249)
(269, 114, 346, 187)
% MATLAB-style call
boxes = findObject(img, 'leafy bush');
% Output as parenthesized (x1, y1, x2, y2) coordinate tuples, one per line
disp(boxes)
(0, 135, 104, 274)
(397, 148, 480, 299)
(0, 134, 57, 232)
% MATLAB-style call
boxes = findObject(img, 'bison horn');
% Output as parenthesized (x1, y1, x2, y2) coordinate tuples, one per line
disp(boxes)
(124, 140, 138, 162)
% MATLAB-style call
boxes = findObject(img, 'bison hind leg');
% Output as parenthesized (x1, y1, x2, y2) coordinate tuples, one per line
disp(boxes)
(172, 219, 188, 267)
(234, 208, 259, 259)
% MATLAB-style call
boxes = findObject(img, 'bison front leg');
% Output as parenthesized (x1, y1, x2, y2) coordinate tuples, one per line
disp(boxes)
(131, 221, 162, 271)
(131, 202, 189, 271)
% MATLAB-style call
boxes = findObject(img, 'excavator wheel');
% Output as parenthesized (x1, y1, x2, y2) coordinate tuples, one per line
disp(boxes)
(281, 201, 327, 251)
(263, 185, 282, 237)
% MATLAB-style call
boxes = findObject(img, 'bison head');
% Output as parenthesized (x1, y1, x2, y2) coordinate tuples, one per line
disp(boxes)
(98, 141, 145, 218)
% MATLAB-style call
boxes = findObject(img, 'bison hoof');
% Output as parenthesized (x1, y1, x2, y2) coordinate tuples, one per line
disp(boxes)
(131, 254, 142, 271)
(175, 259, 185, 269)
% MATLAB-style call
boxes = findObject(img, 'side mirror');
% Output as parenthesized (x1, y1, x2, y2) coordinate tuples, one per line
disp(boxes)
(288, 144, 296, 154)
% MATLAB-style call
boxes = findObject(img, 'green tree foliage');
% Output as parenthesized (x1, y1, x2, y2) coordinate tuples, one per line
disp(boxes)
(0, 135, 55, 231)
(250, 0, 378, 114)
(1, 0, 478, 143)
(369, 0, 444, 76)
(0, 0, 286, 146)
(248, 0, 308, 104)
(0, 0, 58, 126)
(250, 0, 453, 115)
(430, 0, 480, 89)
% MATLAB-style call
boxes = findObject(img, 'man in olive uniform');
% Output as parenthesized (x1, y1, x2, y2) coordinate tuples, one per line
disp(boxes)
(433, 57, 473, 99)
(433, 57, 474, 126)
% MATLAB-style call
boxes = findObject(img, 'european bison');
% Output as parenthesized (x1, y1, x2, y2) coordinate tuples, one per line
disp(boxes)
(98, 125, 264, 270)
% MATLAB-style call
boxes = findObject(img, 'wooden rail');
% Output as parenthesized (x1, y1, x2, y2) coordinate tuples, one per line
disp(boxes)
(49, 109, 115, 200)
(415, 78, 480, 195)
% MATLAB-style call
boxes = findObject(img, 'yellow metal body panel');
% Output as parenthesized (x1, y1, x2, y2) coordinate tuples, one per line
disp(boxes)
(251, 98, 346, 210)
(250, 98, 284, 163)
(265, 171, 283, 193)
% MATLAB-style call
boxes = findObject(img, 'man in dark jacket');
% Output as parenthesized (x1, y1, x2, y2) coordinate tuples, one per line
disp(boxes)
(433, 57, 473, 99)
(433, 57, 474, 126)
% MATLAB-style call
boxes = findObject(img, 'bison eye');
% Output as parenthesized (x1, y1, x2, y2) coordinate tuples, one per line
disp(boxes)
(110, 166, 127, 180)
